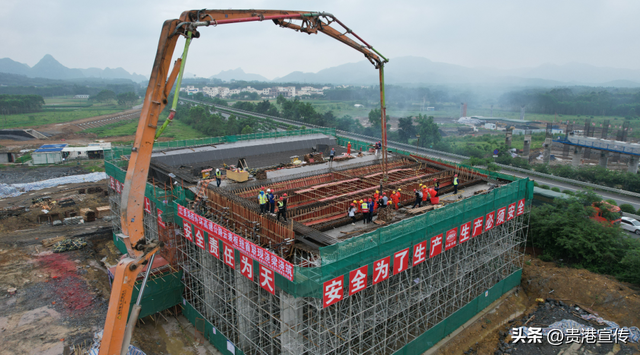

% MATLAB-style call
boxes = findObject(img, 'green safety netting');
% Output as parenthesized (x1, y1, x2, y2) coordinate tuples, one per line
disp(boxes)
(393, 269, 522, 355)
(106, 133, 532, 300)
(129, 270, 184, 320)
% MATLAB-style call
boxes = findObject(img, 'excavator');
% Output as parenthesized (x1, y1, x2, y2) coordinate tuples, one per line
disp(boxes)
(99, 9, 388, 354)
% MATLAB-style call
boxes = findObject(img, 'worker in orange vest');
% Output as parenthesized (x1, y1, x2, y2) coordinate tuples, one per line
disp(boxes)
(395, 189, 402, 209)
(429, 187, 439, 204)
(391, 190, 399, 210)
(347, 141, 352, 155)
(373, 190, 379, 212)
(421, 184, 428, 204)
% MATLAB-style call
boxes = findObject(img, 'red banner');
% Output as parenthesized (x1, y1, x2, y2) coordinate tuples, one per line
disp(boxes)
(323, 275, 344, 308)
(348, 265, 368, 296)
(178, 205, 294, 281)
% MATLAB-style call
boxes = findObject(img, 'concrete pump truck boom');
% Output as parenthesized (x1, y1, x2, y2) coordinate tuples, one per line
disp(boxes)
(99, 9, 387, 355)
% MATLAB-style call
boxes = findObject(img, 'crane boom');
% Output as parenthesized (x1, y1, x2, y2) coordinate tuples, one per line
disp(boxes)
(100, 9, 387, 355)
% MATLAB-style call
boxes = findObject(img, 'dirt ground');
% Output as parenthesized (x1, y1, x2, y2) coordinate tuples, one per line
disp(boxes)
(431, 257, 640, 355)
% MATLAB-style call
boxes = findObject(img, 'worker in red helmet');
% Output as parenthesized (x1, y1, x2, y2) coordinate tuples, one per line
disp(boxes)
(382, 192, 388, 209)
(361, 199, 369, 224)
(276, 196, 288, 222)
(367, 198, 374, 223)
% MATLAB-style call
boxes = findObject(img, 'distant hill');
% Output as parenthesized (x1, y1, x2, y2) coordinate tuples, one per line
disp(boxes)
(210, 68, 269, 82)
(270, 56, 640, 87)
(0, 55, 148, 82)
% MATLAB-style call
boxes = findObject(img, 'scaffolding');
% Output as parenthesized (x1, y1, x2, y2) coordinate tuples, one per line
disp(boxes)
(105, 134, 532, 355)
(177, 191, 529, 355)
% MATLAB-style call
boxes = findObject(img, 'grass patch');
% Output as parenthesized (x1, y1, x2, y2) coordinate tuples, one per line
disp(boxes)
(85, 117, 207, 140)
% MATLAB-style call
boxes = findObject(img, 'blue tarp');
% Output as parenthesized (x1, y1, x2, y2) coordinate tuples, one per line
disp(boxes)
(35, 144, 67, 152)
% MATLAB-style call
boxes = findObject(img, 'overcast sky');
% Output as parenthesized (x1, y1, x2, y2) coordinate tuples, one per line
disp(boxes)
(2, 0, 640, 80)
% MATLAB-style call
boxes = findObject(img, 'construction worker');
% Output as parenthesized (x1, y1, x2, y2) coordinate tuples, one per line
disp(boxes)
(361, 200, 369, 224)
(358, 200, 364, 214)
(367, 198, 374, 223)
(394, 189, 401, 210)
(378, 195, 386, 209)
(283, 193, 288, 209)
(421, 184, 429, 204)
(433, 178, 440, 194)
(373, 190, 379, 212)
(412, 189, 422, 208)
(382, 192, 389, 207)
(258, 190, 268, 214)
(453, 174, 459, 194)
(429, 187, 439, 204)
(277, 196, 288, 222)
(347, 141, 352, 155)
(329, 148, 335, 162)
(215, 168, 222, 187)
(267, 189, 275, 214)
(348, 203, 357, 225)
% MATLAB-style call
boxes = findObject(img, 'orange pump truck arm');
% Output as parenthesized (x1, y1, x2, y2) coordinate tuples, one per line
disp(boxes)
(99, 9, 387, 355)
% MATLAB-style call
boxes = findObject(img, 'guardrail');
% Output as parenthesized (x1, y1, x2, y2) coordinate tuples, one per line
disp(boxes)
(183, 98, 640, 200)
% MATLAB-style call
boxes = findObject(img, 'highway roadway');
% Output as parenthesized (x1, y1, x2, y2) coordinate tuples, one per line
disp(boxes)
(182, 98, 640, 210)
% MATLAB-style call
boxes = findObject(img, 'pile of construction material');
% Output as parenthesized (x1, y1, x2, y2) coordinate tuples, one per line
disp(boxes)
(376, 207, 394, 223)
(304, 152, 324, 164)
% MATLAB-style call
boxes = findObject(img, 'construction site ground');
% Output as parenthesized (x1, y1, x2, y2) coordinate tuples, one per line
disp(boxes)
(0, 164, 220, 355)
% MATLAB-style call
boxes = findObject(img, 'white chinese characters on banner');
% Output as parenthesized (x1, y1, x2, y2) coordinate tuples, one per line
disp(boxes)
(472, 216, 483, 238)
(194, 227, 205, 250)
(177, 205, 295, 281)
(157, 208, 166, 229)
(430, 234, 443, 258)
(412, 241, 427, 266)
(208, 234, 219, 258)
(259, 265, 275, 295)
(183, 223, 193, 242)
(496, 207, 506, 226)
(240, 254, 253, 280)
(373, 256, 390, 285)
(517, 199, 525, 216)
(393, 248, 410, 275)
(144, 197, 151, 214)
(459, 222, 471, 244)
(223, 242, 235, 269)
(485, 211, 495, 231)
(507, 203, 516, 221)
(349, 265, 368, 296)
(323, 276, 344, 308)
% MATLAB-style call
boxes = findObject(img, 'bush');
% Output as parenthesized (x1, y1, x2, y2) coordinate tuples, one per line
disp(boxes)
(562, 190, 574, 195)
(605, 199, 618, 206)
(528, 190, 640, 284)
(551, 187, 561, 192)
(533, 181, 540, 187)
(541, 185, 550, 190)
(619, 204, 636, 214)
(539, 254, 553, 262)
(533, 164, 550, 174)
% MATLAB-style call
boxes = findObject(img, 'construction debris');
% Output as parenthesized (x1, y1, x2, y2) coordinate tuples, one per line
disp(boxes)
(52, 238, 87, 253)
(377, 207, 395, 222)
(63, 216, 84, 226)
(41, 236, 66, 248)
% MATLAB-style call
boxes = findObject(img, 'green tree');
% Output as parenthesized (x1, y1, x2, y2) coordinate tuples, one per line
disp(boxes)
(414, 114, 441, 148)
(398, 117, 416, 143)
(368, 108, 381, 128)
(92, 90, 116, 103)
(116, 92, 138, 107)
(241, 125, 253, 134)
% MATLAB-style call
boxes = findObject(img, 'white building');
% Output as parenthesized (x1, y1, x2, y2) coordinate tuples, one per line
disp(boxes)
(73, 95, 90, 99)
(484, 123, 497, 130)
(32, 144, 67, 165)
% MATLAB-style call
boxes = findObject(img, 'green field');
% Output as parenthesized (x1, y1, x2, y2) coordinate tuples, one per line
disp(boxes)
(0, 96, 125, 129)
(85, 118, 207, 140)
(443, 132, 548, 151)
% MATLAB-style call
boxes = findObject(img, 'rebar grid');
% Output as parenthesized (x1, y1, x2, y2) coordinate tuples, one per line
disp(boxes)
(177, 206, 529, 355)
